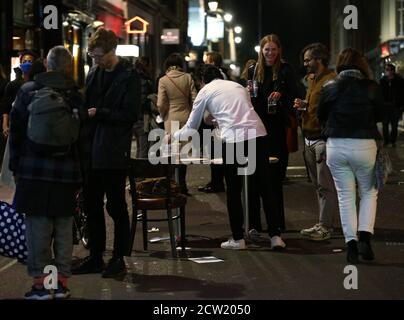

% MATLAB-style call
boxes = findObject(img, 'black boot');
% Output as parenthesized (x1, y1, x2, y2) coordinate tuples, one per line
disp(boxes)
(346, 240, 359, 264)
(358, 231, 375, 261)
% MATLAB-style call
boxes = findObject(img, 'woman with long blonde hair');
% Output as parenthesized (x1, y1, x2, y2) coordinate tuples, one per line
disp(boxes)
(246, 34, 298, 249)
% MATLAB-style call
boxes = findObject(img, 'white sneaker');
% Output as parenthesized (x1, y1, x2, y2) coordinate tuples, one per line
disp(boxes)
(221, 238, 246, 250)
(300, 224, 321, 236)
(271, 236, 286, 250)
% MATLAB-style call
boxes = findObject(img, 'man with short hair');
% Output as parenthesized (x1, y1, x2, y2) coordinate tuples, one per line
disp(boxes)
(380, 63, 404, 147)
(72, 28, 141, 278)
(174, 65, 286, 250)
(10, 46, 87, 299)
(294, 43, 339, 241)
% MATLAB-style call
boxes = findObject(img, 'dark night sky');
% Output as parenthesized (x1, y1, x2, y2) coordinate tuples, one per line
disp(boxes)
(220, 0, 330, 75)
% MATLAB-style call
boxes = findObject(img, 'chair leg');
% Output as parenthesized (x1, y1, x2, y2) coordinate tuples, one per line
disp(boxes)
(142, 210, 148, 251)
(128, 209, 139, 257)
(180, 206, 186, 252)
(167, 208, 178, 258)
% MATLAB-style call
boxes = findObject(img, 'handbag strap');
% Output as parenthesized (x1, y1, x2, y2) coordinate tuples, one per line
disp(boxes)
(166, 75, 190, 101)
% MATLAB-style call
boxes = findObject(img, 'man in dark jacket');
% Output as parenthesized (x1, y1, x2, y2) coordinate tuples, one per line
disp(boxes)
(72, 28, 141, 278)
(380, 64, 404, 147)
(9, 46, 87, 299)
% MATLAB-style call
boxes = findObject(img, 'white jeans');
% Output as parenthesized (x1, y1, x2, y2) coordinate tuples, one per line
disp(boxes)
(326, 138, 378, 243)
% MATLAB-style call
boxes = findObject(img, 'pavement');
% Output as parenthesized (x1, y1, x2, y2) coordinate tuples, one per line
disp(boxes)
(1, 130, 404, 300)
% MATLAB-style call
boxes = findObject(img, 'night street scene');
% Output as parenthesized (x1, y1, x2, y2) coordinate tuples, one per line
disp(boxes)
(0, 0, 404, 309)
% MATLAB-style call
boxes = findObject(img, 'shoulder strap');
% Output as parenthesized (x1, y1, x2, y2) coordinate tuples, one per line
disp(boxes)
(166, 75, 190, 100)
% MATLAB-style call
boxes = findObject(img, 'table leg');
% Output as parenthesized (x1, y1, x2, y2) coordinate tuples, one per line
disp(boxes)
(242, 168, 249, 235)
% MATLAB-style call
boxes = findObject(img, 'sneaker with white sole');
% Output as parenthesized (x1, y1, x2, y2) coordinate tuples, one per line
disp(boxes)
(221, 238, 246, 250)
(300, 224, 322, 237)
(271, 236, 286, 250)
(24, 285, 53, 300)
(310, 225, 332, 241)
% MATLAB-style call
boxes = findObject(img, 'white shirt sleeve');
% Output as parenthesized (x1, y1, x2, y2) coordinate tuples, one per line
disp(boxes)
(173, 89, 209, 141)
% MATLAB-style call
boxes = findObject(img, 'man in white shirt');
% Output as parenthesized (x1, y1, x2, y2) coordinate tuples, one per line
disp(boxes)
(173, 65, 287, 250)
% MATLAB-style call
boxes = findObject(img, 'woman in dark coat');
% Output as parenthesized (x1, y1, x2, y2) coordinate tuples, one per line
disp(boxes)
(247, 34, 298, 248)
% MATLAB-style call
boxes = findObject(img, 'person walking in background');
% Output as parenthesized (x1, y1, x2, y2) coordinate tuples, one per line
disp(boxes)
(239, 59, 257, 87)
(318, 48, 384, 264)
(2, 50, 36, 139)
(294, 43, 339, 242)
(379, 63, 404, 147)
(197, 51, 228, 194)
(133, 56, 154, 159)
(0, 65, 8, 164)
(10, 46, 88, 299)
(72, 28, 141, 278)
(246, 34, 297, 245)
(157, 53, 197, 195)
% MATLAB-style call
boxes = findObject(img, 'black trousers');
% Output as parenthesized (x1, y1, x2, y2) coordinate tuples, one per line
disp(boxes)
(210, 164, 225, 187)
(224, 137, 285, 240)
(383, 108, 402, 144)
(84, 170, 130, 258)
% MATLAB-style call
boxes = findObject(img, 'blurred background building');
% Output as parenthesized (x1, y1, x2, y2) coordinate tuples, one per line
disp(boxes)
(0, 0, 190, 86)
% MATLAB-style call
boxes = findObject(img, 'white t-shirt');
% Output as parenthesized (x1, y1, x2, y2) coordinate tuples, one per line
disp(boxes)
(174, 79, 267, 143)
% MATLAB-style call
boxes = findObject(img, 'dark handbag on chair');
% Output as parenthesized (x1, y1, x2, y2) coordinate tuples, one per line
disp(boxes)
(136, 178, 181, 198)
(127, 159, 187, 258)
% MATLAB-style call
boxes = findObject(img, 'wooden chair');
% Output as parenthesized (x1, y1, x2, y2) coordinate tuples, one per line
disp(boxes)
(127, 158, 187, 258)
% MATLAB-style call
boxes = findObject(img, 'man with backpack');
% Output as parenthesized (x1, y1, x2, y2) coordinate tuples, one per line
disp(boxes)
(9, 46, 88, 300)
(72, 28, 141, 278)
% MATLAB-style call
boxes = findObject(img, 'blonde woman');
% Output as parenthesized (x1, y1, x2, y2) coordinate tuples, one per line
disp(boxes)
(247, 34, 297, 248)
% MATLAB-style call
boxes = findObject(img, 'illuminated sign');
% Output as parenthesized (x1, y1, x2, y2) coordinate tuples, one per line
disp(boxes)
(206, 16, 224, 41)
(161, 29, 180, 45)
(125, 16, 149, 34)
(116, 45, 140, 57)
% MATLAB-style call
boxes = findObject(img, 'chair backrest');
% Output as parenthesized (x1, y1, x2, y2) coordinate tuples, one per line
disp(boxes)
(128, 158, 174, 179)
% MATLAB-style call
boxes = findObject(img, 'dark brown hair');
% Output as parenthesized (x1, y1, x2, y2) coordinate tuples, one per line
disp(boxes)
(206, 52, 223, 67)
(164, 53, 184, 71)
(240, 59, 256, 81)
(88, 28, 118, 53)
(302, 43, 330, 68)
(336, 48, 372, 79)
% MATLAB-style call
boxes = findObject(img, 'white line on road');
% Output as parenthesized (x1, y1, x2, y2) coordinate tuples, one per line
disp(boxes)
(0, 260, 17, 273)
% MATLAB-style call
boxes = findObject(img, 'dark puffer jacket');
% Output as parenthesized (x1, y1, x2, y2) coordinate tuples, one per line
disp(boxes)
(317, 69, 384, 140)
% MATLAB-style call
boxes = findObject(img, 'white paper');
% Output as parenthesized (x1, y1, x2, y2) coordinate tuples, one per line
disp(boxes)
(188, 256, 224, 264)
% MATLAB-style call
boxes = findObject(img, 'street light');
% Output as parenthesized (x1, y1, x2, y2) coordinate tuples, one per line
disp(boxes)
(224, 13, 233, 23)
(208, 1, 218, 12)
(235, 36, 242, 44)
(234, 26, 242, 34)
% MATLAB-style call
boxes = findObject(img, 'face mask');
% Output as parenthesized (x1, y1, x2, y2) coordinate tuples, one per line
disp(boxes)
(20, 61, 32, 74)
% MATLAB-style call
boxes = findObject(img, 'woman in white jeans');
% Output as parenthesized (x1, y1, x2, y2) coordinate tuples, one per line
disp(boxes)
(317, 48, 384, 264)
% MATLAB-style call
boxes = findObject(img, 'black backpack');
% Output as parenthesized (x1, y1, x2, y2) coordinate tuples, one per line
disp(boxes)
(27, 87, 80, 157)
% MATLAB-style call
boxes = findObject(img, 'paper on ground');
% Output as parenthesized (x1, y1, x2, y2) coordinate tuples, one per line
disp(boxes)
(188, 256, 224, 264)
